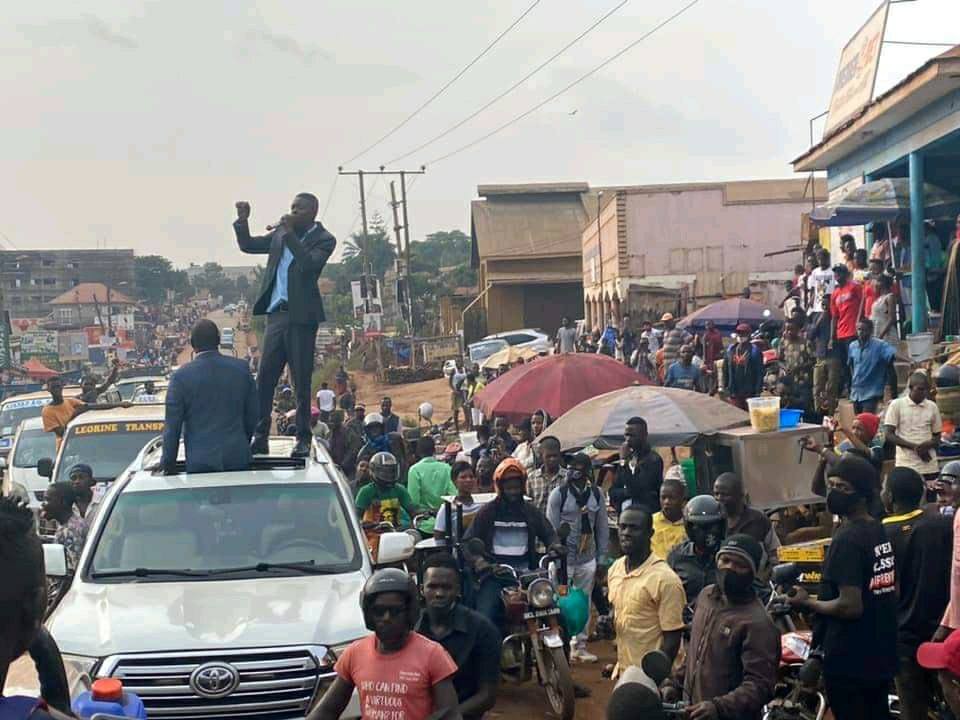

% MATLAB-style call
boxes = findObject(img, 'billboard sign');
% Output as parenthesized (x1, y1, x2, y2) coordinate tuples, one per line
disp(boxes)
(823, 2, 889, 137)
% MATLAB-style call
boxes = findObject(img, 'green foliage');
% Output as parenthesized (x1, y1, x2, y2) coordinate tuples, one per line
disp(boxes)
(134, 255, 184, 304)
(341, 214, 397, 278)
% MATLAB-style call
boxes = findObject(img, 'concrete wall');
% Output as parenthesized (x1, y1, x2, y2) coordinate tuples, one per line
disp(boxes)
(623, 189, 805, 276)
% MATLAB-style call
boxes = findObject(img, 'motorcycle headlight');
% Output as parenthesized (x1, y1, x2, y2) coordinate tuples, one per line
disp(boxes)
(62, 653, 97, 696)
(528, 579, 555, 609)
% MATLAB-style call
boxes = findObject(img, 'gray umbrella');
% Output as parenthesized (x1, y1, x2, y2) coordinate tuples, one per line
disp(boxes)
(543, 385, 750, 451)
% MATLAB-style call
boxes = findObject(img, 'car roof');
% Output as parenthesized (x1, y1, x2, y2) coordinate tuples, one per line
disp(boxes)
(124, 443, 337, 492)
(484, 328, 543, 338)
(2, 387, 81, 405)
(68, 404, 165, 425)
(115, 376, 167, 385)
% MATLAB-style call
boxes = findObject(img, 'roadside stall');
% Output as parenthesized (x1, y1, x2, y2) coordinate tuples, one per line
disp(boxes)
(544, 385, 827, 509)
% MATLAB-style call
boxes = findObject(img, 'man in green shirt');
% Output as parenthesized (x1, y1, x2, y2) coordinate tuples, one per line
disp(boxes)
(408, 437, 458, 534)
(356, 452, 420, 530)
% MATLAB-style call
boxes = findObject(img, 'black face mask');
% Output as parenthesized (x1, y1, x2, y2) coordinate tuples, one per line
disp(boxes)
(718, 569, 754, 598)
(826, 489, 858, 516)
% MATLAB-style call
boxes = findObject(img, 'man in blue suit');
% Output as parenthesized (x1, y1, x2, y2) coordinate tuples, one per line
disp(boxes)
(162, 320, 259, 474)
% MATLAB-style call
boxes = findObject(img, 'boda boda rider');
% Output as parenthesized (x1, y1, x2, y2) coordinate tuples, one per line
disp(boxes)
(463, 458, 562, 628)
(661, 534, 780, 720)
(307, 568, 462, 720)
(667, 495, 726, 606)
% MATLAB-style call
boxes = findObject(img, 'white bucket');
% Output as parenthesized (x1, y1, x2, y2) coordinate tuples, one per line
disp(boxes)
(906, 332, 934, 362)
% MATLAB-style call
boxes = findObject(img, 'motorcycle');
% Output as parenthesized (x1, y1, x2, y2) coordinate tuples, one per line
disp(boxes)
(496, 556, 576, 720)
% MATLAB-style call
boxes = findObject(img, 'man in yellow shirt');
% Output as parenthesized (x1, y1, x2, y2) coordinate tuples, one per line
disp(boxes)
(652, 477, 688, 559)
(607, 506, 686, 678)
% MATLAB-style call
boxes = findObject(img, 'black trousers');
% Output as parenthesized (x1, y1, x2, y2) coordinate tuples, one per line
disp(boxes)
(824, 674, 891, 720)
(257, 311, 318, 441)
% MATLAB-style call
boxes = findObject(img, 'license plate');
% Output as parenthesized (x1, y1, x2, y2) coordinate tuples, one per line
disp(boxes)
(523, 608, 560, 620)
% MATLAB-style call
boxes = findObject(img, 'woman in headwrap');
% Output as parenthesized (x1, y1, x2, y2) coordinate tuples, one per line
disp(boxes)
(514, 409, 553, 471)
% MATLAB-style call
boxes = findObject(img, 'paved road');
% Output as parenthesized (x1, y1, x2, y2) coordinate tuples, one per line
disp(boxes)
(176, 309, 253, 366)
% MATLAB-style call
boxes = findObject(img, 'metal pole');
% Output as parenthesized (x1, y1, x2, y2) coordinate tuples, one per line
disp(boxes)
(597, 191, 604, 326)
(909, 151, 927, 332)
(400, 172, 414, 334)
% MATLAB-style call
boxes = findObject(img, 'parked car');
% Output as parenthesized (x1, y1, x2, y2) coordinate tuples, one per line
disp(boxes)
(42, 439, 415, 718)
(467, 338, 509, 366)
(483, 328, 551, 355)
(1, 416, 57, 521)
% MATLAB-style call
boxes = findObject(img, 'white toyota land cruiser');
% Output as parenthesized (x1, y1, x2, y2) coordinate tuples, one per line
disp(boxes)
(43, 439, 415, 720)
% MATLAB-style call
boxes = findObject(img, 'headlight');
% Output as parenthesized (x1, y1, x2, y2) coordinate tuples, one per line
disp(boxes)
(528, 579, 555, 609)
(61, 654, 97, 696)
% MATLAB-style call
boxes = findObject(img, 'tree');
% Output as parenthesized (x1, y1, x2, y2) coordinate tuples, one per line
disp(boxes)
(134, 255, 185, 304)
(341, 214, 397, 278)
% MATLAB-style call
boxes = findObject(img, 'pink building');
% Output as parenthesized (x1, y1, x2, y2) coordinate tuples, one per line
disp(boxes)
(581, 178, 827, 329)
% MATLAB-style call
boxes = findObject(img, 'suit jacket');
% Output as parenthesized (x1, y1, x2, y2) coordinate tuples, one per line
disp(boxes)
(162, 351, 259, 473)
(234, 219, 337, 325)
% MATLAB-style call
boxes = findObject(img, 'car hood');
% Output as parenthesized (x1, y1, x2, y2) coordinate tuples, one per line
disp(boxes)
(48, 572, 369, 657)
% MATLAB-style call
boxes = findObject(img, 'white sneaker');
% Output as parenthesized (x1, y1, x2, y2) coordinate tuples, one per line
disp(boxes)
(570, 647, 598, 664)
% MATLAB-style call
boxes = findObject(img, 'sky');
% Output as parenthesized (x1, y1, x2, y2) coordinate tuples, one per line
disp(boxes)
(3, 0, 959, 267)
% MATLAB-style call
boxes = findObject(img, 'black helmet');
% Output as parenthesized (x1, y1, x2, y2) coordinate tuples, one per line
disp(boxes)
(359, 568, 419, 631)
(369, 452, 399, 484)
(683, 494, 725, 554)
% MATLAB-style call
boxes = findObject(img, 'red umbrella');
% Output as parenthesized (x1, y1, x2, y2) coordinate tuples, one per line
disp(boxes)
(474, 353, 651, 426)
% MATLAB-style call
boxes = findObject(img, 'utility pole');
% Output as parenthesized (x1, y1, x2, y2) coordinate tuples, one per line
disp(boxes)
(338, 166, 424, 336)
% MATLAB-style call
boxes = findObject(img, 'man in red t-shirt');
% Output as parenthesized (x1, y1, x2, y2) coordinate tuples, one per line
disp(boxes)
(830, 265, 863, 396)
(309, 569, 461, 720)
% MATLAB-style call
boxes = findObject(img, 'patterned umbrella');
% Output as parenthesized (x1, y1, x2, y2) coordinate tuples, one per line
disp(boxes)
(543, 385, 749, 451)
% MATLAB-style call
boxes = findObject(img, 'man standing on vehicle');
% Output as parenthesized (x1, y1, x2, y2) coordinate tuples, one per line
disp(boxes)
(79, 357, 120, 403)
(235, 194, 337, 458)
(416, 554, 501, 720)
(882, 467, 952, 720)
(607, 506, 685, 679)
(42, 376, 129, 449)
(547, 452, 610, 663)
(610, 417, 664, 513)
(662, 534, 780, 720)
(307, 568, 461, 720)
(787, 454, 897, 720)
(162, 320, 259, 475)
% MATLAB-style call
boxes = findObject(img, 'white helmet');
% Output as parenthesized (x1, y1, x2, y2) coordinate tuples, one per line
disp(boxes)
(364, 412, 385, 428)
(418, 402, 434, 421)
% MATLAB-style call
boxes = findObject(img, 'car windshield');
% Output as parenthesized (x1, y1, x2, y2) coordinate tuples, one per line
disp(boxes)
(89, 484, 361, 579)
(115, 382, 141, 401)
(469, 340, 507, 363)
(55, 424, 164, 482)
(0, 401, 47, 437)
(13, 428, 57, 469)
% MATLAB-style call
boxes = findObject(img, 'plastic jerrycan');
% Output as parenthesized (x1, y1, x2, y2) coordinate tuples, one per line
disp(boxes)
(72, 679, 147, 720)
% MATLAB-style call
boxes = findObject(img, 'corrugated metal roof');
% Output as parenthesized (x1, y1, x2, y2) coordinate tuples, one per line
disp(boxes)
(49, 282, 135, 306)
(471, 190, 589, 262)
(611, 178, 825, 204)
(477, 182, 589, 197)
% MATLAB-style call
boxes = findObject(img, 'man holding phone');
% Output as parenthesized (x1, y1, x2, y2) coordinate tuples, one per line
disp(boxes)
(234, 194, 336, 457)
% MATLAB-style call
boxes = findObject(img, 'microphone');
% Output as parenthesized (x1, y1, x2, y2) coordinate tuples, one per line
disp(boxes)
(265, 221, 284, 231)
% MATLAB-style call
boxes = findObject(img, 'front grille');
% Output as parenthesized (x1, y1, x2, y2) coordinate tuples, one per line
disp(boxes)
(99, 647, 331, 720)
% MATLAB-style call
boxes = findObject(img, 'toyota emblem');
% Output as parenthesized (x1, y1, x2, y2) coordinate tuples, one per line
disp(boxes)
(189, 662, 240, 699)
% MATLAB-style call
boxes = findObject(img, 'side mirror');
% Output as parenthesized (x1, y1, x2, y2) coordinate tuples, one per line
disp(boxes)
(37, 458, 53, 479)
(375, 532, 415, 566)
(43, 544, 68, 578)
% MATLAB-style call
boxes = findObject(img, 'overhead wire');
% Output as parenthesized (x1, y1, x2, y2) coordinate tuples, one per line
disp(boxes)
(341, 0, 544, 166)
(386, 0, 630, 166)
(320, 173, 339, 221)
(424, 0, 703, 166)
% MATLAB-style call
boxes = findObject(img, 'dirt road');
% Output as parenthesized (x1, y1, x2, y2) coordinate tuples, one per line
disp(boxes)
(351, 370, 455, 425)
(176, 309, 254, 366)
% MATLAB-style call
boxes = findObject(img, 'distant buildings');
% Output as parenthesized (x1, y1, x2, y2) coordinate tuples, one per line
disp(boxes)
(0, 249, 135, 318)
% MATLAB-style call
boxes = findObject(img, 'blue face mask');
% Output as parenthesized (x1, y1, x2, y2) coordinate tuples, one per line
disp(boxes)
(366, 433, 390, 453)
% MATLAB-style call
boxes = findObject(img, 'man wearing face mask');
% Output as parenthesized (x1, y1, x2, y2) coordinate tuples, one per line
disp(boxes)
(787, 454, 897, 720)
(662, 534, 780, 720)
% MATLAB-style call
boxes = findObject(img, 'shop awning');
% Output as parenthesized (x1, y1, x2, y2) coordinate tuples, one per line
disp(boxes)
(811, 178, 960, 226)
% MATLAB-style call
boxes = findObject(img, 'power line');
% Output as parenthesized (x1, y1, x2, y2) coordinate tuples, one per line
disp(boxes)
(386, 0, 630, 166)
(342, 0, 544, 166)
(425, 0, 702, 166)
(320, 173, 339, 221)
